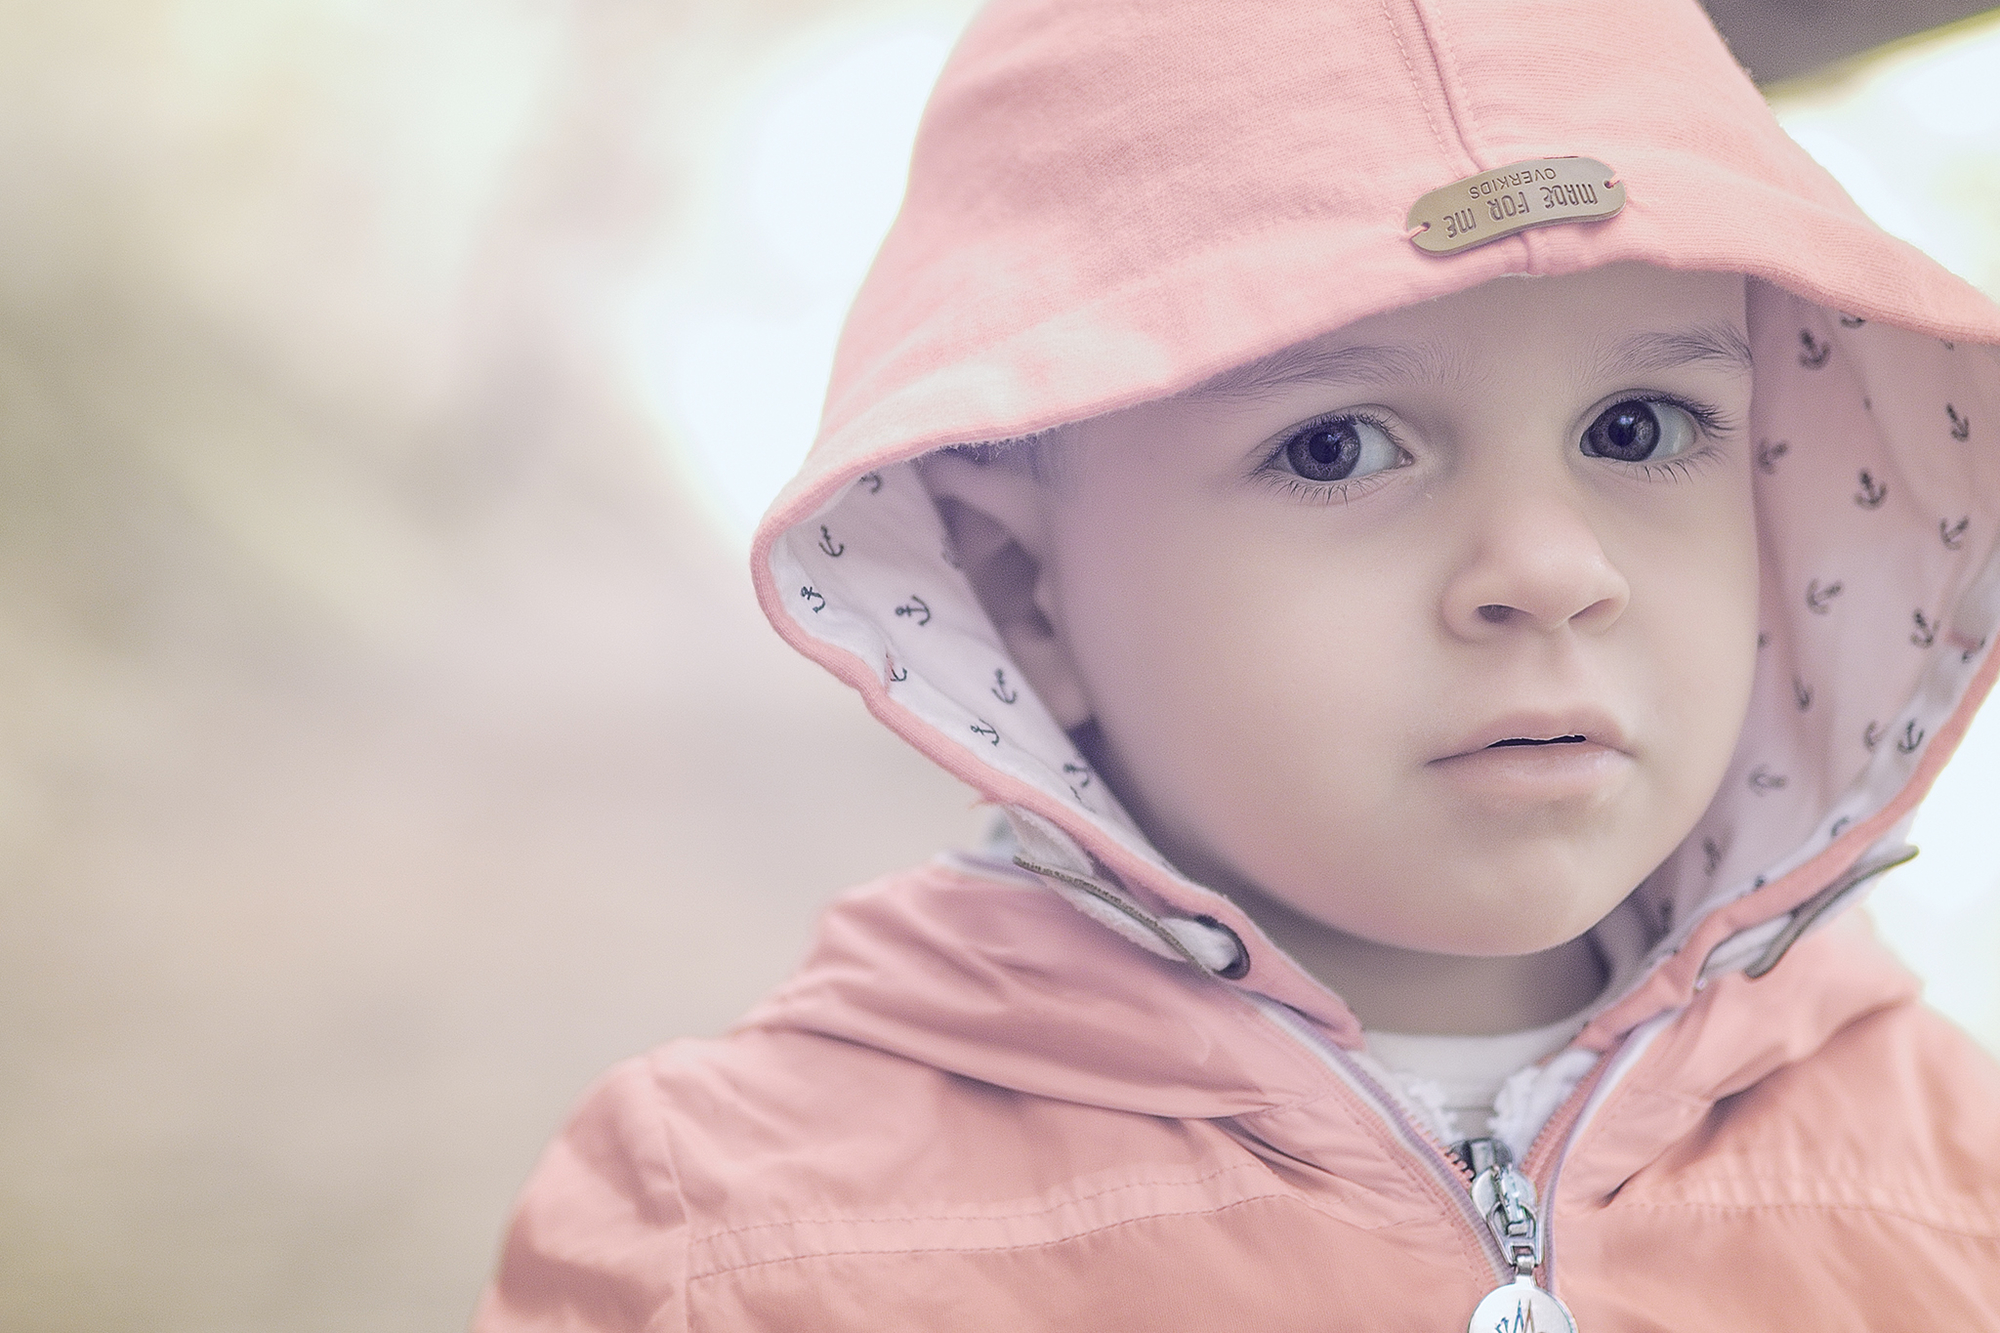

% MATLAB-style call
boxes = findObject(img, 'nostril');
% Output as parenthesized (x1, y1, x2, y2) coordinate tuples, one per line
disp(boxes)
(1477, 604, 1511, 624)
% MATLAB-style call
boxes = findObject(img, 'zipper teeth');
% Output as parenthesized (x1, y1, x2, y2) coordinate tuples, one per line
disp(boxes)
(1531, 1008, 1675, 1200)
(1246, 996, 1509, 1282)
(1517, 1009, 1678, 1291)
(1522, 1042, 1618, 1182)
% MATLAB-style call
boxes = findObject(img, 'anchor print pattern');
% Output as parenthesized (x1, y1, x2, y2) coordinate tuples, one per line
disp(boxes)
(1702, 837, 1723, 875)
(1829, 816, 1852, 839)
(1911, 609, 1936, 649)
(1756, 438, 1790, 474)
(858, 471, 884, 494)
(1947, 404, 1970, 441)
(1864, 721, 1885, 751)
(799, 585, 826, 613)
(1854, 470, 1886, 509)
(1061, 761, 1094, 802)
(1838, 314, 1867, 328)
(818, 525, 845, 557)
(1797, 328, 1831, 368)
(895, 595, 932, 627)
(1748, 765, 1788, 793)
(1805, 579, 1841, 613)
(969, 720, 1000, 746)
(991, 668, 1019, 704)
(1941, 517, 1969, 551)
(1897, 721, 1925, 755)
(1792, 677, 1812, 712)
(1961, 636, 1989, 665)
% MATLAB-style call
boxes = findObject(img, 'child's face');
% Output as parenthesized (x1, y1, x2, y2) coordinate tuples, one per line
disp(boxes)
(1024, 263, 1758, 957)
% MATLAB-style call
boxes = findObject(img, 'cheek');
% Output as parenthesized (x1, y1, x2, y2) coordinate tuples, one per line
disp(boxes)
(1630, 479, 1762, 795)
(1052, 502, 1425, 837)
(1056, 512, 1280, 728)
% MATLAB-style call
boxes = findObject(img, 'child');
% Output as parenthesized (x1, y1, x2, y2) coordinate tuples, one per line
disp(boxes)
(479, 0, 2000, 1326)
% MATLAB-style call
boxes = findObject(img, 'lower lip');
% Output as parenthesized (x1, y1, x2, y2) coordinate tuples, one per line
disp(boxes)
(1427, 742, 1630, 802)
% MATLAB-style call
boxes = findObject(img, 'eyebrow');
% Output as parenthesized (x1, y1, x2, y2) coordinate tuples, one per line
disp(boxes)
(1600, 323, 1754, 378)
(1180, 320, 1754, 403)
(1179, 339, 1468, 401)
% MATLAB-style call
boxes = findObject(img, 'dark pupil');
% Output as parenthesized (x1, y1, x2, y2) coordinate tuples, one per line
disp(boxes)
(1285, 422, 1361, 481)
(1584, 401, 1661, 461)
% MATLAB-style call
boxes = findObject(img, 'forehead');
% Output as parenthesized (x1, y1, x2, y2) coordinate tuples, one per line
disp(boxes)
(1182, 264, 1750, 403)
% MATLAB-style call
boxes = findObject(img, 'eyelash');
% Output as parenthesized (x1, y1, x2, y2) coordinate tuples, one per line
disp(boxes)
(1251, 411, 1408, 505)
(1608, 392, 1737, 483)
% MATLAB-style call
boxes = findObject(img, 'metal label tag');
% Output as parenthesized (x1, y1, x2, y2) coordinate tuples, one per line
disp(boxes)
(1407, 156, 1624, 256)
(1466, 1276, 1579, 1333)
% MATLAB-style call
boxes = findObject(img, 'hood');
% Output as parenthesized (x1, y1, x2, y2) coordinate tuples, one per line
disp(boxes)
(747, 0, 2000, 1048)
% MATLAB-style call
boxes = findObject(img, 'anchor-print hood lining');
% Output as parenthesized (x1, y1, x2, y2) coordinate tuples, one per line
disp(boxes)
(747, 0, 2000, 1050)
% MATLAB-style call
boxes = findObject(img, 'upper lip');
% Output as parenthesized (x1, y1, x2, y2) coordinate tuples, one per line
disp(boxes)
(1436, 709, 1631, 760)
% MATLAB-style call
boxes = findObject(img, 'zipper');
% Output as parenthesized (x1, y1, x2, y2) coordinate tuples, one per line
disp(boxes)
(1454, 1137, 1543, 1279)
(1451, 1136, 1582, 1330)
(1247, 995, 1596, 1329)
(1523, 1007, 1671, 1287)
(996, 854, 1568, 1285)
(1246, 995, 1512, 1281)
(1000, 822, 1910, 1325)
(1240, 845, 1914, 1311)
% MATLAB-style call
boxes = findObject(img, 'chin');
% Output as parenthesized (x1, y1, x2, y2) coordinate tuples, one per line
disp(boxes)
(1371, 877, 1625, 958)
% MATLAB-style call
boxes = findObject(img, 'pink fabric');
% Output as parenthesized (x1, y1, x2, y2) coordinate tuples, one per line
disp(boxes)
(480, 0, 2000, 1326)
(480, 864, 2000, 1328)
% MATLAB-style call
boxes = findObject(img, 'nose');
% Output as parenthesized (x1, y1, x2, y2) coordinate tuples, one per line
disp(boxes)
(1440, 487, 1630, 638)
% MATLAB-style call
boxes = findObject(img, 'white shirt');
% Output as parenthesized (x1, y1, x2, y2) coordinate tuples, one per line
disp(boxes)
(1357, 895, 1652, 1156)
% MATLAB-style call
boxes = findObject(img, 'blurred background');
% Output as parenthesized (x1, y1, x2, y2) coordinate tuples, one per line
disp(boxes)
(1, 2, 1995, 1329)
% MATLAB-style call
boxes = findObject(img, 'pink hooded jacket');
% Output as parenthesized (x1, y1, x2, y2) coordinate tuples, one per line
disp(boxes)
(479, 0, 2000, 1327)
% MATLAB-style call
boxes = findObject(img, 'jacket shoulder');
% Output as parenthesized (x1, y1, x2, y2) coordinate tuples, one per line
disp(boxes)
(477, 1019, 1323, 1333)
(476, 1028, 964, 1332)
(474, 1053, 692, 1333)
(1568, 996, 2000, 1325)
(1646, 995, 2000, 1214)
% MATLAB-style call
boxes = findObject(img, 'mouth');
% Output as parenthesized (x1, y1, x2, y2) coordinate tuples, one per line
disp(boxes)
(1427, 711, 1632, 802)
(1435, 711, 1632, 762)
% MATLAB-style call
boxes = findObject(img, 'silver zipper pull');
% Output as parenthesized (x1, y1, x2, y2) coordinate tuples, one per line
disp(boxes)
(1456, 1138, 1580, 1333)
(1462, 1138, 1542, 1278)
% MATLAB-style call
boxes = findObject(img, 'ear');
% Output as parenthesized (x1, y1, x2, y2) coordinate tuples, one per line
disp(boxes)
(917, 451, 1093, 730)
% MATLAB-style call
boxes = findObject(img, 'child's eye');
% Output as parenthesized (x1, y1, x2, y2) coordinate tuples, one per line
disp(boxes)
(1275, 415, 1402, 483)
(1579, 398, 1699, 462)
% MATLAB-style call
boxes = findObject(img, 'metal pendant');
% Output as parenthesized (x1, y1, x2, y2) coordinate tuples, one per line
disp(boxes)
(1466, 1275, 1578, 1333)
(1405, 156, 1625, 256)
